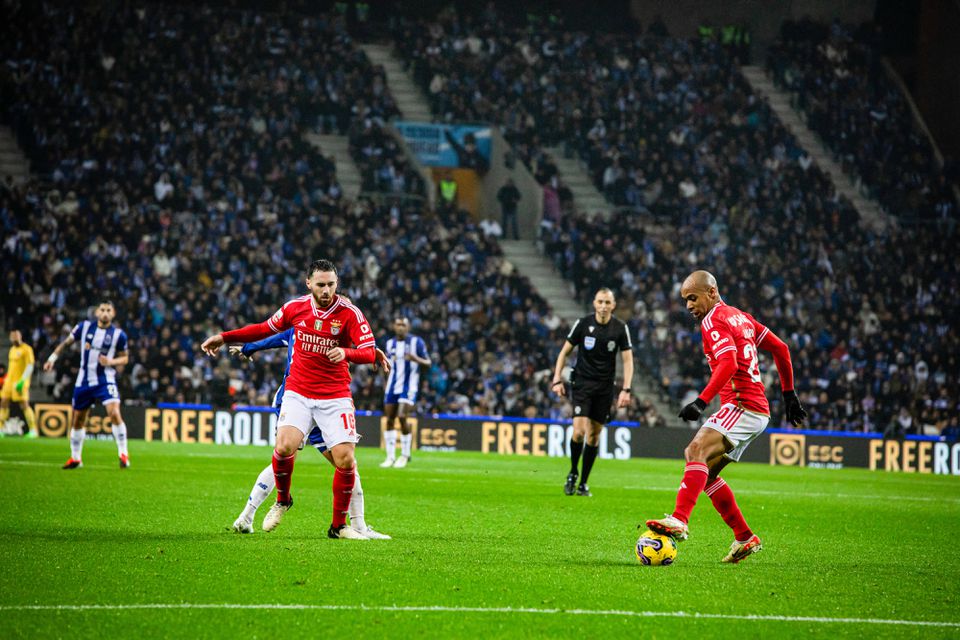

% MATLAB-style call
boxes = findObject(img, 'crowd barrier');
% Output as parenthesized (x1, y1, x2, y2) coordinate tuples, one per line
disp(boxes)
(23, 403, 960, 476)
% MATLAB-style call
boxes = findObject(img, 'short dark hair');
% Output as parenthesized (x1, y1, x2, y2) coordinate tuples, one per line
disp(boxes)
(307, 259, 338, 278)
(394, 316, 410, 324)
(99, 300, 115, 308)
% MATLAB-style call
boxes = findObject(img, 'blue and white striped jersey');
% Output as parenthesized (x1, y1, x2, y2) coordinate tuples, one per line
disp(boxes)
(383, 335, 428, 399)
(70, 320, 129, 388)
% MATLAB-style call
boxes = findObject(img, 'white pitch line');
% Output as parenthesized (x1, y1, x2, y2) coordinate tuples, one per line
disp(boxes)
(0, 603, 957, 628)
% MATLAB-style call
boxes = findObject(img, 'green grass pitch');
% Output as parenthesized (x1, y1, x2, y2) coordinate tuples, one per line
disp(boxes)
(1, 437, 958, 639)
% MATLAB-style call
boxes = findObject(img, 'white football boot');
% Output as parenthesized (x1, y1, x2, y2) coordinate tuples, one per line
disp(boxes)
(358, 525, 392, 540)
(232, 516, 254, 534)
(262, 500, 292, 532)
(722, 534, 763, 563)
(392, 455, 409, 468)
(645, 514, 690, 541)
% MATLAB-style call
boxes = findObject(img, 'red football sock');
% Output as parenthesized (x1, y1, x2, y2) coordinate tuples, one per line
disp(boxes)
(331, 466, 355, 528)
(705, 478, 753, 541)
(671, 462, 709, 523)
(272, 451, 296, 504)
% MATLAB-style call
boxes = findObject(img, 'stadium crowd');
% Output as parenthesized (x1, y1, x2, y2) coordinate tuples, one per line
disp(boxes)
(393, 9, 958, 435)
(766, 19, 957, 224)
(0, 2, 598, 421)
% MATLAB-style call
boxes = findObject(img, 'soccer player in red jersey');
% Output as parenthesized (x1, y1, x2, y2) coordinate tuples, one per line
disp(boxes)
(645, 271, 807, 563)
(201, 259, 380, 539)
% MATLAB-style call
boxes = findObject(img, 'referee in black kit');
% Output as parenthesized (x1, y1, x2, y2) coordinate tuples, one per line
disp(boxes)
(551, 288, 634, 496)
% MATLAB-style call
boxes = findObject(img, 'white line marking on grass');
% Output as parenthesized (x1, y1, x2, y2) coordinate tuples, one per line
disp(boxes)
(0, 604, 957, 628)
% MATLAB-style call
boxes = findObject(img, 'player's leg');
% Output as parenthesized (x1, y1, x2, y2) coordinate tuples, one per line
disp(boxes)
(104, 398, 129, 467)
(327, 442, 367, 539)
(261, 424, 303, 531)
(645, 416, 731, 540)
(233, 462, 276, 533)
(64, 404, 90, 469)
(394, 402, 413, 468)
(321, 398, 367, 539)
(19, 396, 37, 438)
(577, 419, 604, 496)
(381, 401, 398, 467)
(566, 416, 589, 495)
(0, 394, 10, 431)
(704, 411, 768, 562)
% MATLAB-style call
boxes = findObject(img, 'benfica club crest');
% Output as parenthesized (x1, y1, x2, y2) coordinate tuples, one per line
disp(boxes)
(330, 320, 342, 336)
(314, 320, 323, 331)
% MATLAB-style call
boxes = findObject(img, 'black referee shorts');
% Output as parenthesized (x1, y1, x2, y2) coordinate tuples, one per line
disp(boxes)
(570, 384, 615, 424)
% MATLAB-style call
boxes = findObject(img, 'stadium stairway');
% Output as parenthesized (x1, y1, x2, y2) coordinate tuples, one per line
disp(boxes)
(0, 126, 30, 183)
(740, 66, 893, 233)
(359, 43, 434, 123)
(499, 240, 678, 424)
(303, 133, 362, 200)
(545, 145, 614, 219)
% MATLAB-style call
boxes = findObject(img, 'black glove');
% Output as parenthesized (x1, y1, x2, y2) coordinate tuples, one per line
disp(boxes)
(783, 390, 807, 426)
(678, 398, 707, 421)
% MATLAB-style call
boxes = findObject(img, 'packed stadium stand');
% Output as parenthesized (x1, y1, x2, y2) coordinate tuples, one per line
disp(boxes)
(1, 2, 957, 437)
(766, 19, 956, 223)
(0, 2, 653, 423)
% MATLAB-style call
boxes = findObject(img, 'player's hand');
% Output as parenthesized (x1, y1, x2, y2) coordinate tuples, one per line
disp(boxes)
(678, 398, 707, 421)
(43, 360, 54, 372)
(550, 380, 566, 397)
(201, 334, 225, 356)
(617, 389, 631, 408)
(14, 380, 25, 393)
(98, 354, 111, 367)
(326, 347, 346, 363)
(783, 390, 807, 427)
(228, 345, 251, 361)
(374, 348, 391, 374)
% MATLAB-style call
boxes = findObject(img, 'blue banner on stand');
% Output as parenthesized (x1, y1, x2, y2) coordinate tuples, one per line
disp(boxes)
(394, 121, 492, 168)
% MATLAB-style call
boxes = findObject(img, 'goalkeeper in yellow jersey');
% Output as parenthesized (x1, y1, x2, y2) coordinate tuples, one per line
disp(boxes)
(1, 330, 37, 438)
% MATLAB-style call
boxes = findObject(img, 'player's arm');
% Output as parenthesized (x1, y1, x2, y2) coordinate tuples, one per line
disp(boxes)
(616, 323, 634, 408)
(202, 306, 289, 356)
(679, 322, 739, 421)
(755, 319, 807, 426)
(43, 334, 76, 372)
(550, 340, 575, 397)
(15, 347, 34, 391)
(407, 338, 431, 366)
(99, 350, 128, 367)
(229, 331, 291, 361)
(327, 314, 377, 364)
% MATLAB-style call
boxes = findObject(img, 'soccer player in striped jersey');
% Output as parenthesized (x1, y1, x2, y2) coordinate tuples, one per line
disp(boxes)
(379, 317, 430, 468)
(227, 329, 391, 538)
(43, 301, 132, 469)
(645, 271, 807, 563)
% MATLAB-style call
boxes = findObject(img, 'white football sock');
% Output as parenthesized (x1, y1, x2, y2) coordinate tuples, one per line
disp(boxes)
(241, 464, 276, 521)
(400, 433, 412, 458)
(384, 430, 397, 459)
(349, 470, 365, 531)
(70, 428, 85, 460)
(112, 422, 128, 456)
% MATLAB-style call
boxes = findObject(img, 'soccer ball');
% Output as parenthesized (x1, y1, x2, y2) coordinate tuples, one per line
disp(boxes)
(635, 530, 678, 566)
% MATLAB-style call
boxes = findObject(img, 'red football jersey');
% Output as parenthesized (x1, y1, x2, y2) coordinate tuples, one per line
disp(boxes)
(700, 301, 770, 415)
(266, 294, 376, 400)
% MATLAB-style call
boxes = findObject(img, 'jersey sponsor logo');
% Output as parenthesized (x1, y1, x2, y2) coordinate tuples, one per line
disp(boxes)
(607, 340, 616, 352)
(298, 321, 307, 327)
(272, 309, 284, 323)
(588, 326, 595, 333)
(574, 405, 581, 415)
(584, 336, 596, 350)
(330, 320, 342, 336)
(314, 319, 323, 331)
(360, 322, 371, 335)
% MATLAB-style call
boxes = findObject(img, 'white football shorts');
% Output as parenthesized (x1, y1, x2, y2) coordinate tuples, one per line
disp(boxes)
(702, 403, 770, 462)
(277, 391, 359, 449)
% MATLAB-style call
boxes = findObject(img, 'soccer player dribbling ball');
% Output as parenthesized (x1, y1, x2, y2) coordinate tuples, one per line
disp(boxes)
(645, 271, 807, 563)
(201, 259, 379, 540)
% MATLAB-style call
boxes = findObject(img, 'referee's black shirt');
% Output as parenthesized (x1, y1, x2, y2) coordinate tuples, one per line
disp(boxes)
(565, 314, 633, 390)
